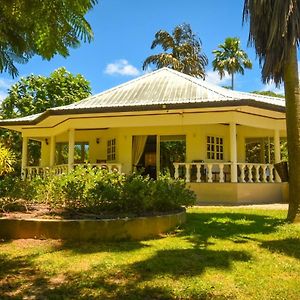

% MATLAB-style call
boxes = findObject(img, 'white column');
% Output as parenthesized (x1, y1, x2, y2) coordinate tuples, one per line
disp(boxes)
(274, 129, 281, 182)
(50, 136, 56, 167)
(68, 129, 75, 172)
(230, 123, 238, 183)
(156, 135, 160, 178)
(21, 137, 28, 179)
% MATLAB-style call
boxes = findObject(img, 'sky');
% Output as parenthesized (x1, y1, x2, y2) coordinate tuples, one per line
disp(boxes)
(0, 0, 285, 101)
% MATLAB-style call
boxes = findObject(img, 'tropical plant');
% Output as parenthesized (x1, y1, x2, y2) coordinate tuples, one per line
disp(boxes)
(143, 23, 208, 78)
(0, 144, 16, 176)
(0, 67, 91, 164)
(243, 0, 300, 222)
(0, 0, 98, 78)
(212, 37, 252, 89)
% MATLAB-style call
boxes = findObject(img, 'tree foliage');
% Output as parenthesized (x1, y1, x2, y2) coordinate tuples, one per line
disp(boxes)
(0, 0, 98, 78)
(143, 23, 208, 78)
(1, 67, 91, 119)
(251, 90, 285, 98)
(0, 67, 91, 162)
(212, 37, 252, 90)
(243, 0, 300, 222)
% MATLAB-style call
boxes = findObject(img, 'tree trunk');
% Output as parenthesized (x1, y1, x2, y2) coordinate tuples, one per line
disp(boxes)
(231, 73, 234, 90)
(284, 45, 300, 222)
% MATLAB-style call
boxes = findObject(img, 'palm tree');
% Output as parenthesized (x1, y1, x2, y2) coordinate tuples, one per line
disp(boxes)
(143, 24, 208, 78)
(212, 37, 252, 90)
(243, 0, 300, 222)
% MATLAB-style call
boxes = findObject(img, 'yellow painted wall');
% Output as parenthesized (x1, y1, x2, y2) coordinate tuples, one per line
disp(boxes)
(36, 123, 285, 172)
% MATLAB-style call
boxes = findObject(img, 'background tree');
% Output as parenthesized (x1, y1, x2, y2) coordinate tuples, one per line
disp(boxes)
(0, 67, 91, 165)
(0, 0, 98, 78)
(143, 23, 208, 78)
(243, 0, 300, 222)
(251, 90, 285, 98)
(212, 37, 252, 89)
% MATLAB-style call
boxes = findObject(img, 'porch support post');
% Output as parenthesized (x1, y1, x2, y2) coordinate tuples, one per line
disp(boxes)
(156, 135, 160, 178)
(230, 122, 238, 183)
(68, 129, 75, 172)
(50, 136, 56, 167)
(21, 136, 28, 179)
(274, 129, 281, 182)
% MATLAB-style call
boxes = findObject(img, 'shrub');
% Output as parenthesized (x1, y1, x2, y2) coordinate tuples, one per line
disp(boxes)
(151, 174, 196, 212)
(0, 165, 196, 215)
(0, 175, 36, 212)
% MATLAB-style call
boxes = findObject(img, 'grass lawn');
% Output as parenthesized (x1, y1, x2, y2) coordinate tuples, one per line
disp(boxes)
(1, 207, 300, 299)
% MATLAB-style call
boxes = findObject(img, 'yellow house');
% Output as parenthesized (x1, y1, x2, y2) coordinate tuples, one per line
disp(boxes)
(0, 68, 288, 204)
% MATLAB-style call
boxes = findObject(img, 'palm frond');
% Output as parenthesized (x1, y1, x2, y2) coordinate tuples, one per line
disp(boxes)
(243, 0, 300, 84)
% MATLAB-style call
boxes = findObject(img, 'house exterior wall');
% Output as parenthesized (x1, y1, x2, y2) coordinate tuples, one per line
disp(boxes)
(188, 182, 288, 204)
(40, 123, 284, 174)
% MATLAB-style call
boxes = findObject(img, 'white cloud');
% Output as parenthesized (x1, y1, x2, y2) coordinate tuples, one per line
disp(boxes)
(0, 78, 14, 101)
(104, 59, 141, 76)
(205, 70, 231, 87)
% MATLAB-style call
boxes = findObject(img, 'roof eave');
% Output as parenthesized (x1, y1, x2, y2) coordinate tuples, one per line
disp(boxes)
(0, 99, 286, 127)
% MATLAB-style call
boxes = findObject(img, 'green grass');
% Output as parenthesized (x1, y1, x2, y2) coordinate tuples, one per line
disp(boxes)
(1, 207, 300, 299)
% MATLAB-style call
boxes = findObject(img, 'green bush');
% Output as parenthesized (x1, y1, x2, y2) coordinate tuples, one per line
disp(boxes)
(0, 165, 196, 215)
(0, 175, 36, 211)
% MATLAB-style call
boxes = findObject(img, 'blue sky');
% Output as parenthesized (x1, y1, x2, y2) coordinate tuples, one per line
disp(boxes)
(0, 0, 285, 100)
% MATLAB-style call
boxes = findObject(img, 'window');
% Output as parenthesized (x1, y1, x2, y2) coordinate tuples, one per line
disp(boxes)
(107, 138, 116, 161)
(56, 142, 89, 164)
(207, 136, 224, 160)
(74, 142, 89, 163)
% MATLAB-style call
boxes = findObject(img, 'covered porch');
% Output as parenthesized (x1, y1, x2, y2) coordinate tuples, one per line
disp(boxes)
(0, 68, 288, 204)
(20, 120, 287, 200)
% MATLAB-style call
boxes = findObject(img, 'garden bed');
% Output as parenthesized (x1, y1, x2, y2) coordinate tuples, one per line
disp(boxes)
(0, 206, 186, 241)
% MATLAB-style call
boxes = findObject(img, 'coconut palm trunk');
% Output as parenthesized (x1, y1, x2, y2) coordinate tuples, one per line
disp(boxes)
(231, 73, 234, 90)
(284, 45, 300, 221)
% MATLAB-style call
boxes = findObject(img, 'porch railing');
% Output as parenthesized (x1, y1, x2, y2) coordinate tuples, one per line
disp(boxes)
(22, 163, 122, 180)
(173, 162, 279, 183)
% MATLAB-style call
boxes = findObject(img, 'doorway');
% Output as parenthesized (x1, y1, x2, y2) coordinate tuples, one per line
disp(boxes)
(160, 135, 186, 177)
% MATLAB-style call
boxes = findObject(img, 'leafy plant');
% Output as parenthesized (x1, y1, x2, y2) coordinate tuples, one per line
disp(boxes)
(0, 166, 196, 215)
(0, 144, 16, 176)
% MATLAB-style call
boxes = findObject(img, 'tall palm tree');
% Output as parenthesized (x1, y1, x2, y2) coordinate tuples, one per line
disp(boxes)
(143, 24, 208, 78)
(243, 0, 300, 222)
(212, 37, 252, 90)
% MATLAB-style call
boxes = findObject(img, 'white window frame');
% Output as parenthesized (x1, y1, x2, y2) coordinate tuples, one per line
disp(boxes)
(206, 136, 224, 160)
(107, 138, 116, 161)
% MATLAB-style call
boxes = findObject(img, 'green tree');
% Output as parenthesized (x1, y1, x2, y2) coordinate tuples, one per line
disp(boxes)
(252, 90, 285, 98)
(0, 67, 91, 164)
(243, 0, 300, 222)
(143, 23, 208, 78)
(0, 0, 98, 78)
(212, 37, 252, 90)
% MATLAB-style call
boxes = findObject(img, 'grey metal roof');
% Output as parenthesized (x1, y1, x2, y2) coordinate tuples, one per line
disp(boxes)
(0, 68, 286, 125)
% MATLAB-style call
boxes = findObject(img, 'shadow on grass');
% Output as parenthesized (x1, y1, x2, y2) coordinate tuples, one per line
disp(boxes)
(131, 248, 250, 279)
(183, 212, 284, 247)
(0, 253, 51, 299)
(60, 240, 148, 254)
(0, 210, 285, 299)
(260, 238, 300, 260)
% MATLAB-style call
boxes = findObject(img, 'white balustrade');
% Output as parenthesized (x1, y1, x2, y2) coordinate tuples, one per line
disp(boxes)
(22, 163, 122, 180)
(237, 163, 276, 183)
(173, 162, 278, 184)
(173, 162, 231, 183)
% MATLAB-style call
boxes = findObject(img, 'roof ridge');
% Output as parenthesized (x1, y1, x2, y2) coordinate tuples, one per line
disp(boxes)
(164, 68, 236, 99)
